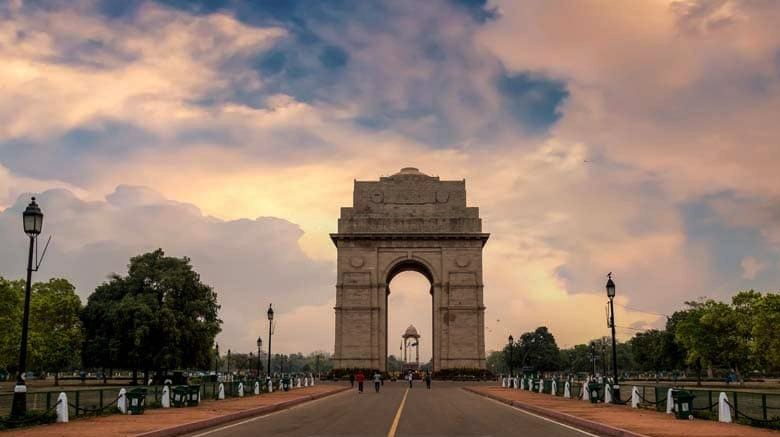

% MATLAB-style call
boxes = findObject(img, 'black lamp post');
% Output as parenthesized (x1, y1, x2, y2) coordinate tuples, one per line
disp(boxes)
(267, 304, 274, 376)
(606, 273, 620, 402)
(507, 334, 514, 378)
(589, 341, 596, 379)
(11, 197, 44, 418)
(256, 336, 263, 378)
(227, 349, 231, 380)
(215, 343, 220, 381)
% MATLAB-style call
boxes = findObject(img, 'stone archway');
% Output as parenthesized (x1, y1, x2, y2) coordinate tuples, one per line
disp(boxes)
(331, 168, 489, 371)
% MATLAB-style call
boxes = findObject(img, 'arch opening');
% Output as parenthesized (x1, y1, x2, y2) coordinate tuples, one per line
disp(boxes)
(386, 269, 433, 372)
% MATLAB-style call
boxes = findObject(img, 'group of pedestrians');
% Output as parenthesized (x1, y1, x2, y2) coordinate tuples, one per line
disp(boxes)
(349, 370, 432, 393)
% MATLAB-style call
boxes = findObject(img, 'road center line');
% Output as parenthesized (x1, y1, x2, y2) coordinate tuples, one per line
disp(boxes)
(387, 387, 409, 437)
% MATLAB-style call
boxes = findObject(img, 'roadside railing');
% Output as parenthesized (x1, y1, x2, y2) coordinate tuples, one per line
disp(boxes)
(0, 378, 287, 419)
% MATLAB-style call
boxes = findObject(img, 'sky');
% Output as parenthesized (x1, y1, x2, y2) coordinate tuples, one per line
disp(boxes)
(1, 0, 780, 362)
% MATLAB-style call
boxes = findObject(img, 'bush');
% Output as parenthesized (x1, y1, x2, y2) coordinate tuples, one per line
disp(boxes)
(0, 409, 56, 430)
(432, 368, 495, 380)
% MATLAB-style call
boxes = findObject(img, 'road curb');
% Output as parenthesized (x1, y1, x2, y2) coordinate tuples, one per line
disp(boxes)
(134, 386, 350, 437)
(463, 387, 650, 437)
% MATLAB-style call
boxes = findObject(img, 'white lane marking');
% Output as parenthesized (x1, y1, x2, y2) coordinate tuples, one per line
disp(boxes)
(469, 390, 604, 437)
(186, 389, 351, 437)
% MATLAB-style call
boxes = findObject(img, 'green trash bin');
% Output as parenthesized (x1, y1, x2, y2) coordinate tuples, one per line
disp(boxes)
(187, 385, 201, 406)
(171, 385, 188, 407)
(127, 388, 147, 415)
(588, 382, 602, 404)
(672, 390, 695, 420)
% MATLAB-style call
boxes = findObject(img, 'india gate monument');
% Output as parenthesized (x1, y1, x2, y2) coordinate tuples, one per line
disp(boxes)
(331, 168, 489, 371)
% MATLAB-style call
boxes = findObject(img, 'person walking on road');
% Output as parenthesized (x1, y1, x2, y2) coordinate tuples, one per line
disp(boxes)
(407, 371, 413, 388)
(373, 371, 382, 393)
(356, 371, 365, 393)
(349, 373, 355, 388)
(425, 372, 431, 389)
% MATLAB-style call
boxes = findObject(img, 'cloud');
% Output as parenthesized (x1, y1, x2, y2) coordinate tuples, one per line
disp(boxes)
(0, 186, 333, 353)
(740, 256, 766, 280)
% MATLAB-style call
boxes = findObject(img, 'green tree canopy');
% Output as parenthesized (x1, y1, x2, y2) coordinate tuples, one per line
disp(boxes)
(0, 277, 83, 379)
(81, 249, 221, 374)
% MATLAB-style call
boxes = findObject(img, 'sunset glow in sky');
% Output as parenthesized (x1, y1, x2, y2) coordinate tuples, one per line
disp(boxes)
(1, 0, 780, 360)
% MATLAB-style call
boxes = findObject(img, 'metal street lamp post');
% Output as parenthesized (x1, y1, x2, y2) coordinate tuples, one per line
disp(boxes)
(507, 334, 514, 378)
(590, 341, 596, 379)
(11, 197, 44, 418)
(227, 349, 231, 380)
(606, 273, 620, 402)
(267, 304, 274, 375)
(215, 343, 220, 381)
(256, 336, 263, 378)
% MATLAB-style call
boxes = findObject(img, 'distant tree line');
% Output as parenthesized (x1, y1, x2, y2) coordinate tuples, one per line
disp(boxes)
(487, 290, 780, 384)
(0, 249, 222, 384)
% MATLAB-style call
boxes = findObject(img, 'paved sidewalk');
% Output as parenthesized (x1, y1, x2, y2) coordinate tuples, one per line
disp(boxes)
(3, 384, 348, 437)
(467, 386, 780, 437)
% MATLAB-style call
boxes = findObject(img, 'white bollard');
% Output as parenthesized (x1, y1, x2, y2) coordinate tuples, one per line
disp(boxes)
(117, 388, 127, 414)
(631, 386, 639, 408)
(297, 377, 302, 388)
(501, 377, 507, 388)
(56, 392, 68, 423)
(564, 381, 571, 398)
(538, 379, 544, 393)
(304, 377, 309, 387)
(148, 378, 153, 386)
(254, 381, 260, 395)
(666, 388, 674, 414)
(582, 382, 589, 401)
(604, 384, 612, 403)
(310, 373, 314, 386)
(520, 378, 525, 390)
(718, 392, 732, 423)
(268, 379, 273, 393)
(238, 382, 244, 397)
(551, 380, 557, 396)
(218, 383, 225, 400)
(162, 386, 170, 408)
(278, 379, 283, 390)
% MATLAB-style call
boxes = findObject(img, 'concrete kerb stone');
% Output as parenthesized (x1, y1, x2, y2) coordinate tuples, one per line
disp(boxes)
(134, 386, 350, 437)
(463, 387, 649, 437)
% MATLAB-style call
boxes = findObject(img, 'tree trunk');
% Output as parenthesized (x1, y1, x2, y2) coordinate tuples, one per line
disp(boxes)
(54, 371, 59, 386)
(734, 364, 743, 386)
(132, 368, 138, 385)
(102, 367, 107, 384)
(143, 368, 149, 385)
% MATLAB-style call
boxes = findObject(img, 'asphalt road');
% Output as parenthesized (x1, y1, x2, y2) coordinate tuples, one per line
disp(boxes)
(182, 381, 601, 437)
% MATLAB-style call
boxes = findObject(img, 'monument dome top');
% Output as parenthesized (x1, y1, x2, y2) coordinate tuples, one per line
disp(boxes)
(403, 325, 420, 337)
(394, 167, 428, 176)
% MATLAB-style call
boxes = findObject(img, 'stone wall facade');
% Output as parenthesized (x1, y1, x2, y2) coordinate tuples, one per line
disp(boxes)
(331, 168, 488, 371)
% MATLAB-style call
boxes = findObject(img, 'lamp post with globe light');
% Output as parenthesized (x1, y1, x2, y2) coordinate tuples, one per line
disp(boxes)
(267, 304, 274, 375)
(11, 197, 44, 418)
(606, 273, 620, 402)
(507, 334, 514, 378)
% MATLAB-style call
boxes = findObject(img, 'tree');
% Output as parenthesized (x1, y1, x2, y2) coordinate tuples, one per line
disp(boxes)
(0, 277, 83, 383)
(558, 344, 592, 373)
(82, 249, 221, 381)
(0, 278, 24, 372)
(515, 327, 561, 372)
(29, 279, 84, 384)
(675, 299, 752, 383)
(747, 292, 780, 371)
